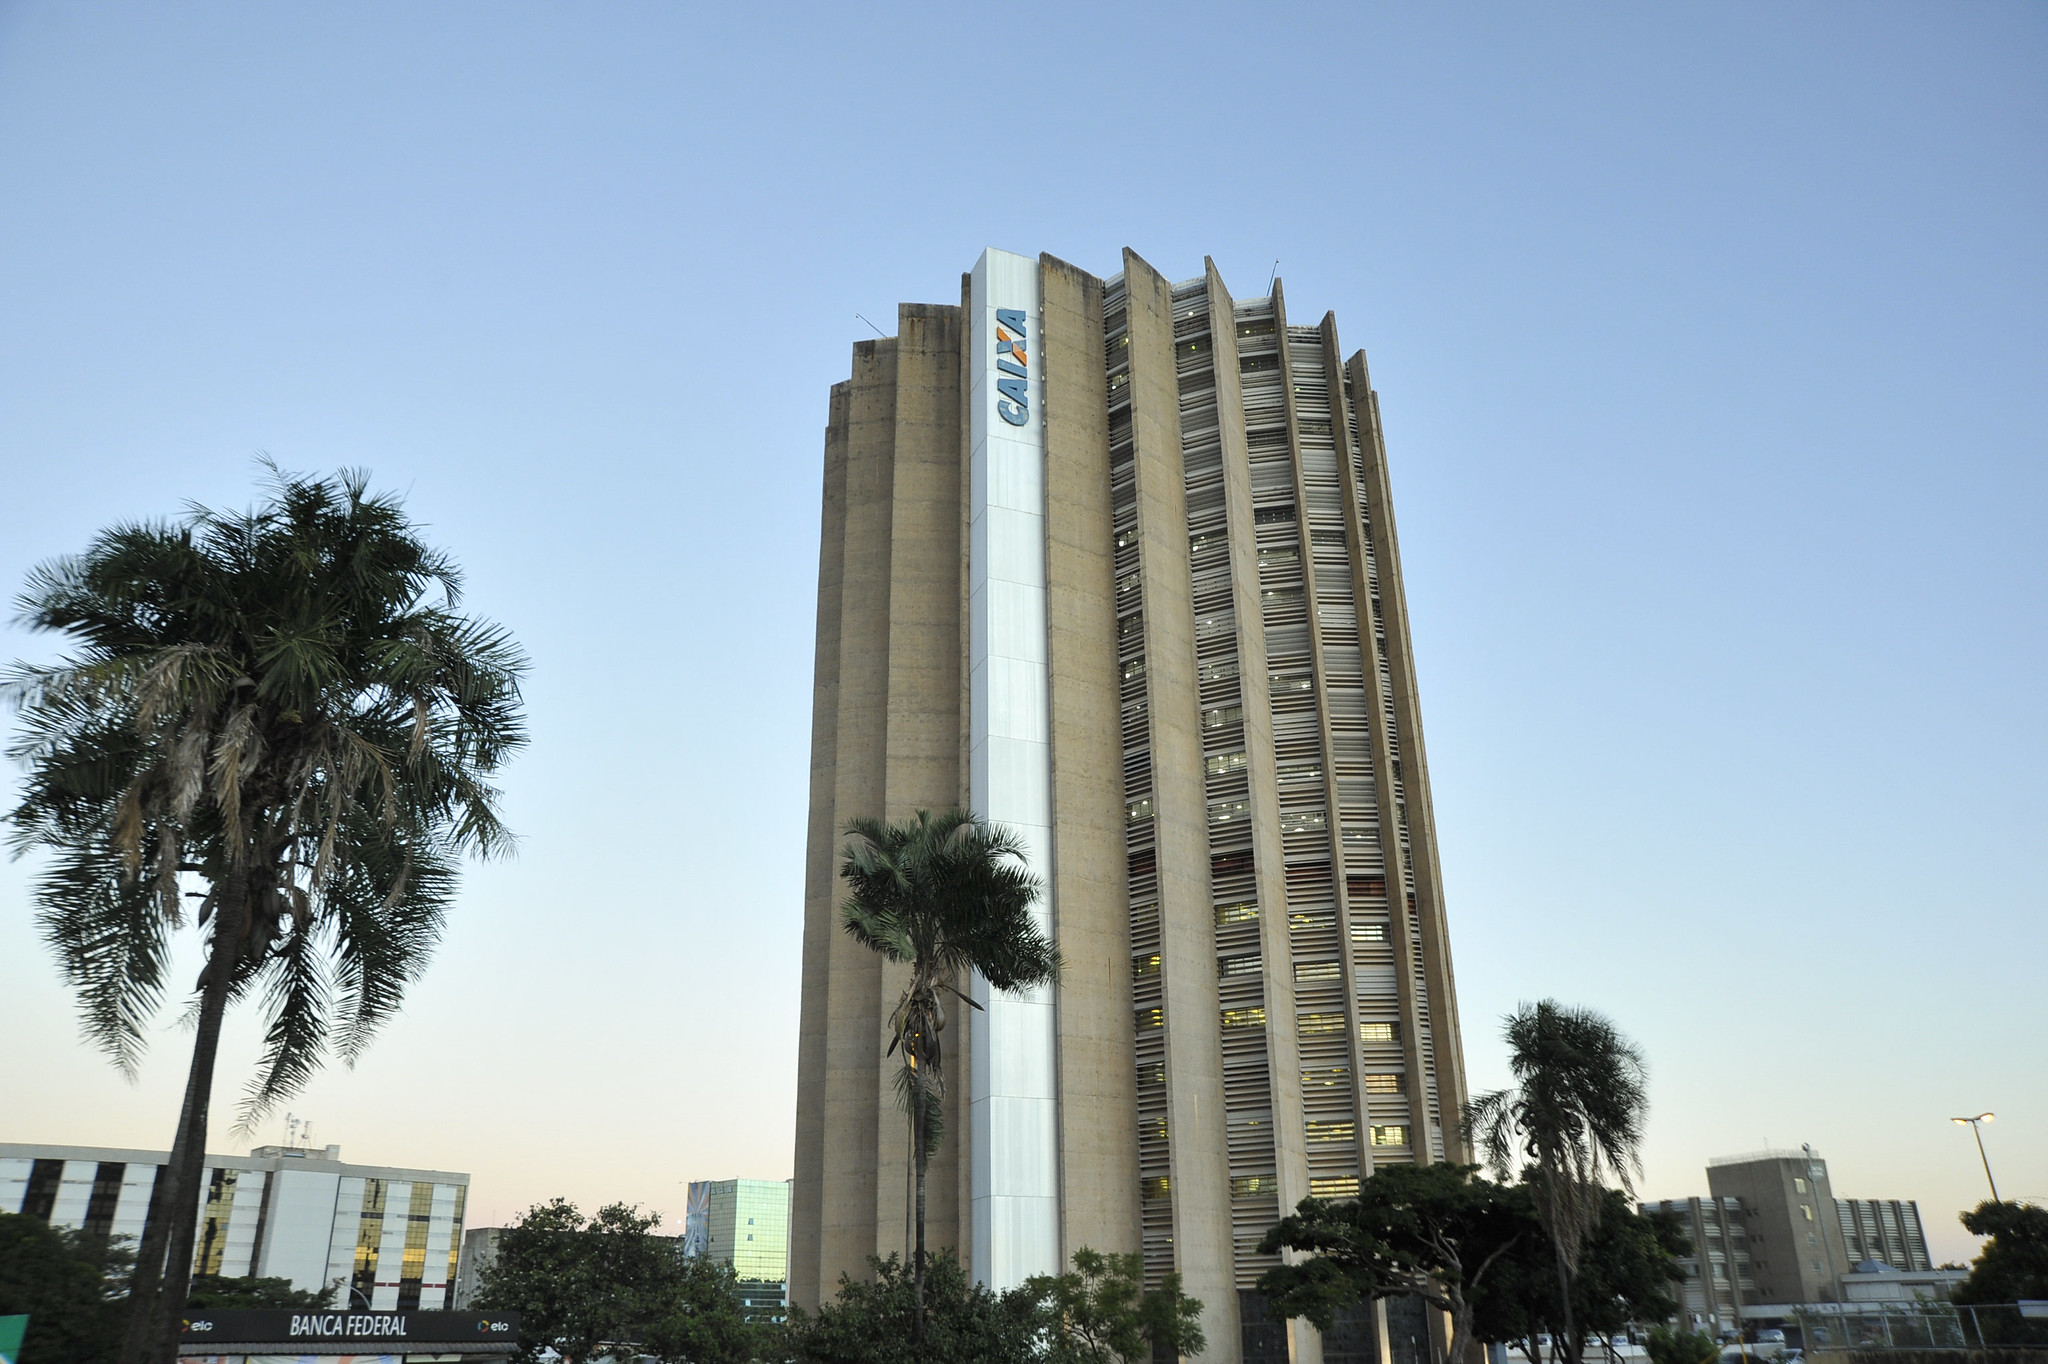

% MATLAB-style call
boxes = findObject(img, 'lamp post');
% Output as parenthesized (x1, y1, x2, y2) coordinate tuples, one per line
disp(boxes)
(1949, 1113, 2000, 1203)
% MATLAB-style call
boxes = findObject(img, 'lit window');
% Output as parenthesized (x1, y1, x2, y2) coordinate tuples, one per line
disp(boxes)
(1359, 1022, 1400, 1044)
(1201, 704, 1244, 729)
(1301, 1066, 1348, 1088)
(1369, 1125, 1410, 1148)
(1794, 1178, 1808, 1193)
(1132, 953, 1160, 978)
(1126, 797, 1152, 823)
(1136, 1008, 1163, 1030)
(1802, 1206, 1814, 1222)
(1294, 961, 1339, 982)
(1290, 908, 1334, 930)
(1271, 675, 1316, 699)
(1362, 1074, 1402, 1094)
(1279, 810, 1327, 834)
(1298, 1012, 1345, 1035)
(1305, 1121, 1356, 1143)
(1198, 659, 1239, 684)
(1208, 798, 1249, 826)
(1215, 903, 1258, 925)
(1220, 954, 1261, 976)
(1352, 921, 1389, 943)
(1231, 1175, 1277, 1197)
(1141, 1177, 1171, 1200)
(1309, 1177, 1359, 1199)
(1141, 1117, 1167, 1142)
(1221, 1007, 1266, 1029)
(1137, 1062, 1164, 1086)
(1205, 750, 1247, 776)
(1257, 545, 1300, 570)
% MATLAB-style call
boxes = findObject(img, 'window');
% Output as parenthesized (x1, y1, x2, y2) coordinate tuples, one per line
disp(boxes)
(1802, 1206, 1814, 1222)
(1794, 1178, 1808, 1193)
(1141, 1177, 1171, 1200)
(1369, 1125, 1410, 1148)
(1240, 353, 1280, 373)
(1220, 954, 1261, 976)
(1215, 902, 1258, 925)
(1136, 1007, 1163, 1030)
(1137, 1062, 1165, 1086)
(1271, 675, 1316, 698)
(1201, 704, 1244, 729)
(1257, 545, 1300, 570)
(1205, 750, 1246, 776)
(1362, 1074, 1402, 1094)
(1309, 1177, 1359, 1199)
(1305, 1121, 1356, 1143)
(1126, 797, 1152, 823)
(1351, 922, 1389, 943)
(1359, 1022, 1401, 1044)
(1298, 1012, 1345, 1035)
(1254, 504, 1295, 525)
(1132, 953, 1160, 978)
(1208, 798, 1249, 826)
(1141, 1117, 1168, 1142)
(1289, 908, 1334, 930)
(1221, 1007, 1266, 1029)
(1231, 1175, 1277, 1197)
(1197, 659, 1238, 684)
(1294, 961, 1339, 982)
(1279, 810, 1327, 834)
(1301, 1066, 1349, 1088)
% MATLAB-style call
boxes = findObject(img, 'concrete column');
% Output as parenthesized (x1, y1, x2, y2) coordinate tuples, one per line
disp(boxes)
(816, 337, 899, 1293)
(791, 380, 851, 1309)
(1210, 260, 1318, 1364)
(1040, 252, 1143, 1265)
(1123, 247, 1240, 1359)
(874, 302, 967, 1263)
(1344, 351, 1471, 1155)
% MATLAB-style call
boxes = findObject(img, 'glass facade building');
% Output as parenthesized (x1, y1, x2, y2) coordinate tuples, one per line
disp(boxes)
(687, 1178, 791, 1319)
(0, 1142, 468, 1310)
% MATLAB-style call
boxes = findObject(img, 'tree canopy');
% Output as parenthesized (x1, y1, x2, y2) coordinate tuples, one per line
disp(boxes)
(1258, 1163, 1534, 1364)
(1953, 1200, 2048, 1307)
(476, 1199, 761, 1364)
(0, 1212, 130, 1364)
(1023, 1247, 1205, 1364)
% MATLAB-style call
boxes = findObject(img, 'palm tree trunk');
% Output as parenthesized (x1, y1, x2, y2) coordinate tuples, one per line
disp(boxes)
(1552, 1236, 1578, 1364)
(121, 876, 247, 1364)
(912, 1057, 927, 1347)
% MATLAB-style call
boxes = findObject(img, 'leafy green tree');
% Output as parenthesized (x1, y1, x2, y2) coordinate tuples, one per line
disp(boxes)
(787, 1251, 1047, 1364)
(479, 1200, 671, 1363)
(640, 1255, 764, 1364)
(839, 809, 1059, 1345)
(1464, 1002, 1650, 1364)
(1644, 1325, 1721, 1364)
(1024, 1246, 1205, 1363)
(183, 1273, 338, 1309)
(1476, 1189, 1687, 1363)
(1257, 1163, 1535, 1364)
(0, 1212, 131, 1364)
(1953, 1200, 2048, 1304)
(3, 467, 526, 1364)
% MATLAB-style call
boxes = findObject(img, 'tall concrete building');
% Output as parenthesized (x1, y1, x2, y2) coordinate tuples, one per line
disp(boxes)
(792, 247, 1470, 1363)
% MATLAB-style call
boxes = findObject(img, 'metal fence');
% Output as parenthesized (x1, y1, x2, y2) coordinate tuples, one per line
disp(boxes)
(1795, 1302, 2048, 1352)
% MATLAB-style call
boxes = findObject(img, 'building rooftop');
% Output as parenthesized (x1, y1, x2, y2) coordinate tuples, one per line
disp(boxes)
(1708, 1148, 1821, 1167)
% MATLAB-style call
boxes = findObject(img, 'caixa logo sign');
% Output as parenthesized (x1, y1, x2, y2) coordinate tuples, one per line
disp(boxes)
(995, 307, 1030, 426)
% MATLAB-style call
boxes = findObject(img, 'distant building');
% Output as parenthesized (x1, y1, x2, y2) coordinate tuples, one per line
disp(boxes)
(1644, 1146, 1942, 1331)
(452, 1225, 503, 1309)
(0, 1142, 467, 1310)
(687, 1178, 790, 1318)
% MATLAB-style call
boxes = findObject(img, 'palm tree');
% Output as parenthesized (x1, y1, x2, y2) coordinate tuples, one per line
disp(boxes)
(3, 466, 526, 1364)
(1462, 1001, 1648, 1364)
(838, 808, 1059, 1346)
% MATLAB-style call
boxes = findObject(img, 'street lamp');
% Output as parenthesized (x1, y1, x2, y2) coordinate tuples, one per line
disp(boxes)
(1950, 1113, 2000, 1203)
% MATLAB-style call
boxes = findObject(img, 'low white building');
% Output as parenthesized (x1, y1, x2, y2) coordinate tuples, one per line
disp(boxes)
(0, 1142, 469, 1310)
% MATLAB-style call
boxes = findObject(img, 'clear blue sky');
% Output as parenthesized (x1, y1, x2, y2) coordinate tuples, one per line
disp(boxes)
(1, 3, 2040, 1264)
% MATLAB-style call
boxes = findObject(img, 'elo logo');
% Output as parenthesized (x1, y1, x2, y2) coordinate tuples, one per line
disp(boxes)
(994, 307, 1029, 426)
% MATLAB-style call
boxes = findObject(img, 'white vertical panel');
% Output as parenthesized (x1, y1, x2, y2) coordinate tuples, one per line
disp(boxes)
(220, 1171, 268, 1276)
(420, 1183, 458, 1308)
(325, 1176, 367, 1307)
(967, 247, 1059, 1291)
(253, 1167, 344, 1293)
(49, 1160, 96, 1229)
(0, 1158, 32, 1215)
(112, 1164, 157, 1244)
(370, 1181, 412, 1310)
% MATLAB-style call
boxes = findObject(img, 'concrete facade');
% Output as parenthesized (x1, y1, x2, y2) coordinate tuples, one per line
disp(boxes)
(791, 249, 1470, 1364)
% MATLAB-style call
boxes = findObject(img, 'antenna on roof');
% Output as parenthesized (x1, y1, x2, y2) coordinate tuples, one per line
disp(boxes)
(1267, 260, 1280, 295)
(855, 313, 887, 338)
